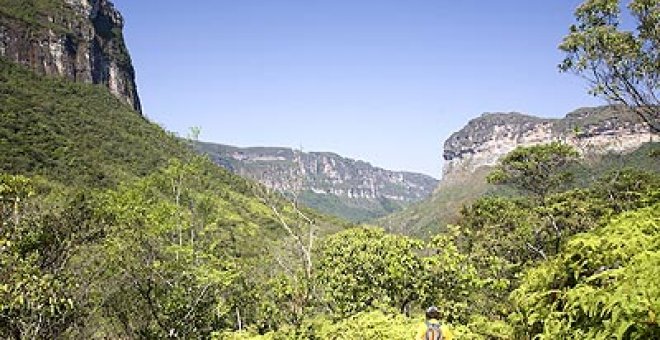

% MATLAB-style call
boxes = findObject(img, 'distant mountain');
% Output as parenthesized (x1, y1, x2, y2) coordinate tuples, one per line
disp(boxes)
(380, 106, 659, 237)
(442, 105, 655, 182)
(194, 142, 439, 222)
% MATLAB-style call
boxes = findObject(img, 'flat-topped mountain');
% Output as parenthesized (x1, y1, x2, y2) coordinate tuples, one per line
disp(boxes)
(194, 142, 439, 221)
(0, 0, 141, 112)
(442, 105, 656, 181)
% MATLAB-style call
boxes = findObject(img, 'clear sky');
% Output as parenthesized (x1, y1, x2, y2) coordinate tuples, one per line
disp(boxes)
(112, 0, 602, 178)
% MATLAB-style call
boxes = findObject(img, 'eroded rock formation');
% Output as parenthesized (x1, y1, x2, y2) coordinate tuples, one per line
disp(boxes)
(0, 0, 141, 112)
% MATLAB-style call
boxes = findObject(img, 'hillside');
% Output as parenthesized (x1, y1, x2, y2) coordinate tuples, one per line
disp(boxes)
(0, 45, 347, 340)
(0, 57, 180, 187)
(3, 0, 659, 339)
(0, 3, 348, 335)
(195, 142, 438, 221)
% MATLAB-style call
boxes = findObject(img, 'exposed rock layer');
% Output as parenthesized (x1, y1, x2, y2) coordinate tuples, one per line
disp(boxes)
(0, 0, 141, 112)
(442, 106, 657, 181)
(195, 142, 439, 203)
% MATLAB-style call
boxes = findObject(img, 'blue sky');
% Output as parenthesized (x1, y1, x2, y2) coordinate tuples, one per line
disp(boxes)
(112, 0, 601, 178)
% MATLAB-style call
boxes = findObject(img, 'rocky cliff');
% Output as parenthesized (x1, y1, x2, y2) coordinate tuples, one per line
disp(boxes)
(195, 142, 439, 221)
(0, 0, 141, 112)
(442, 106, 657, 181)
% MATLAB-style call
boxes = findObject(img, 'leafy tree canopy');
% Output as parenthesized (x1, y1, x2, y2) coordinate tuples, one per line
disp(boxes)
(560, 0, 660, 131)
(487, 142, 580, 198)
(511, 203, 660, 339)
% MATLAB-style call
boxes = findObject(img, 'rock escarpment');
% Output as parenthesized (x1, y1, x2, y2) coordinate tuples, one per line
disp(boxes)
(194, 142, 439, 221)
(0, 0, 141, 112)
(442, 106, 657, 181)
(197, 142, 438, 202)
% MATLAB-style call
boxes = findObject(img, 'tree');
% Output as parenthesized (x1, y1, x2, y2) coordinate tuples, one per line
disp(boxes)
(487, 142, 580, 199)
(316, 227, 424, 317)
(0, 175, 82, 339)
(83, 160, 239, 338)
(559, 0, 660, 132)
(248, 147, 325, 325)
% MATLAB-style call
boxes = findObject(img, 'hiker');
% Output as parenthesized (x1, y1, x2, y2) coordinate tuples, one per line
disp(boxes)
(417, 306, 453, 340)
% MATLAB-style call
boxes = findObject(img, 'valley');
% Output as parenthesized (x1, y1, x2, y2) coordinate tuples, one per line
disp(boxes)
(1, 1, 659, 339)
(194, 142, 438, 221)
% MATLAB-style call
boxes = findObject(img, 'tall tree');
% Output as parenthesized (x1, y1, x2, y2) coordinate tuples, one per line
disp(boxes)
(559, 0, 660, 132)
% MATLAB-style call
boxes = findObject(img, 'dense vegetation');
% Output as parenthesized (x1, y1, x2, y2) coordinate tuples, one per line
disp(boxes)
(0, 58, 185, 188)
(298, 190, 405, 222)
(0, 58, 348, 338)
(3, 84, 658, 338)
(213, 144, 659, 339)
(2, 56, 659, 338)
(0, 0, 73, 30)
(559, 0, 660, 131)
(1, 0, 659, 337)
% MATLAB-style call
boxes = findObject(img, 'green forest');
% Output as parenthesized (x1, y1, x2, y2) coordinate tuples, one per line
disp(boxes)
(1, 0, 659, 339)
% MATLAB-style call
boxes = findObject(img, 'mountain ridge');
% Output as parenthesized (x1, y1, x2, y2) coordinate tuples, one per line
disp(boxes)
(442, 105, 655, 181)
(194, 141, 439, 221)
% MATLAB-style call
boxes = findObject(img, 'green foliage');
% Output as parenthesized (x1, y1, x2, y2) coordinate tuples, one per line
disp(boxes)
(316, 227, 424, 317)
(379, 166, 518, 238)
(487, 142, 580, 198)
(0, 0, 72, 31)
(462, 167, 658, 265)
(449, 167, 660, 335)
(214, 310, 419, 340)
(0, 58, 187, 188)
(559, 0, 660, 131)
(381, 142, 658, 239)
(1, 9, 659, 336)
(422, 226, 488, 323)
(299, 190, 406, 222)
(0, 175, 95, 339)
(511, 203, 660, 339)
(594, 167, 660, 212)
(459, 197, 540, 264)
(73, 157, 296, 338)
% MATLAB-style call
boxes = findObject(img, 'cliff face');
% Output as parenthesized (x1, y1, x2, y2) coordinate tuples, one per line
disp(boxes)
(0, 0, 141, 112)
(197, 142, 438, 202)
(442, 106, 657, 181)
(195, 142, 439, 221)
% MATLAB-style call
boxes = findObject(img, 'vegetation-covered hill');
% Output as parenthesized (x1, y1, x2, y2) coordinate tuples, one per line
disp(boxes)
(2, 0, 659, 338)
(0, 58, 177, 187)
(0, 57, 347, 338)
(2, 55, 658, 339)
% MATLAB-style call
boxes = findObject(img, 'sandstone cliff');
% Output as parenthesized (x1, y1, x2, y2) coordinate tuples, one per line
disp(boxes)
(442, 106, 656, 181)
(194, 142, 439, 221)
(0, 0, 141, 112)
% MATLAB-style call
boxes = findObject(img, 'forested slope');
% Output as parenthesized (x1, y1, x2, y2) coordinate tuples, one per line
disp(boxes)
(0, 57, 347, 338)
